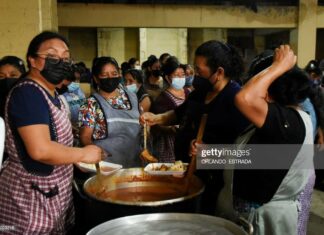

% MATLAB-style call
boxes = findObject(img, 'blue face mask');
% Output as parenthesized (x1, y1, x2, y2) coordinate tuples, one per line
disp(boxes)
(185, 75, 194, 86)
(126, 83, 138, 93)
(171, 77, 186, 90)
(68, 82, 80, 92)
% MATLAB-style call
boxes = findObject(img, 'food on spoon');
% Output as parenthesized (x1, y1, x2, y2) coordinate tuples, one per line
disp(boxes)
(100, 166, 116, 172)
(141, 149, 158, 163)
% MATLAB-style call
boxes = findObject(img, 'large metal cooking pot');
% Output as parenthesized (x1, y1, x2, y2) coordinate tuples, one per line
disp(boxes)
(77, 168, 205, 232)
(86, 213, 251, 235)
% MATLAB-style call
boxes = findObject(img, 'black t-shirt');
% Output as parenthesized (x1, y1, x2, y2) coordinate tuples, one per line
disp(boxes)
(8, 79, 61, 176)
(173, 81, 250, 214)
(174, 81, 250, 162)
(136, 85, 150, 103)
(233, 103, 306, 204)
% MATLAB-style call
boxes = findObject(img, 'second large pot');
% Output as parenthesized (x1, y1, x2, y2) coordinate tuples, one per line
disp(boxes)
(78, 168, 205, 231)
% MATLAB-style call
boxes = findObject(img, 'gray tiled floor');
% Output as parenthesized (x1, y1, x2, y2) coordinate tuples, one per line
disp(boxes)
(307, 189, 324, 235)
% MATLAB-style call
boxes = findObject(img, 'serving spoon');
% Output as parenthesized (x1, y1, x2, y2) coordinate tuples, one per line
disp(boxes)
(140, 122, 158, 163)
(184, 113, 208, 195)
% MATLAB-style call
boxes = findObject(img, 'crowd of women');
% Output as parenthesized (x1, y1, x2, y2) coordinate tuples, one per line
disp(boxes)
(0, 30, 323, 235)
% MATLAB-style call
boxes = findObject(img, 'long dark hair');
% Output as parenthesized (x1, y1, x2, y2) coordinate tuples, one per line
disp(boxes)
(91, 56, 119, 78)
(247, 50, 311, 106)
(124, 69, 144, 84)
(0, 56, 26, 75)
(268, 67, 311, 106)
(161, 56, 181, 78)
(195, 40, 244, 82)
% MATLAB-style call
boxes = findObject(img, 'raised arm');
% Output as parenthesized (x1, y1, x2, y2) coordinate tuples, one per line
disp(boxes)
(235, 45, 297, 128)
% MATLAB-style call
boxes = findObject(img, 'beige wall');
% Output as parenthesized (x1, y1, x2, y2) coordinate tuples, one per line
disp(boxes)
(188, 29, 227, 65)
(0, 2, 323, 67)
(188, 29, 203, 65)
(297, 0, 318, 67)
(57, 3, 324, 67)
(0, 0, 57, 61)
(97, 28, 138, 65)
(124, 28, 139, 64)
(140, 28, 187, 64)
(58, 4, 297, 29)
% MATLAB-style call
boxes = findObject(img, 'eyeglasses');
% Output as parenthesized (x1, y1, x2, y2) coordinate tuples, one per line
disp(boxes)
(36, 53, 74, 65)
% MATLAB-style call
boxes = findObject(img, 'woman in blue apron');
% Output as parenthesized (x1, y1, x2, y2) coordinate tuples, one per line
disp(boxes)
(79, 56, 142, 168)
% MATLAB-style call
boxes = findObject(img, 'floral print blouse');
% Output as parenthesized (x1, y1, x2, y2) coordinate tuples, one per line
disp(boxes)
(78, 85, 131, 140)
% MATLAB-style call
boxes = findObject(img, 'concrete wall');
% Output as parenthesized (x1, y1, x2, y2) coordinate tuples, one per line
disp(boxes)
(188, 29, 227, 65)
(57, 3, 324, 67)
(140, 28, 187, 64)
(57, 4, 297, 29)
(1, 2, 323, 67)
(0, 0, 58, 61)
(296, 0, 318, 67)
(59, 27, 97, 68)
(97, 28, 138, 65)
(124, 28, 139, 64)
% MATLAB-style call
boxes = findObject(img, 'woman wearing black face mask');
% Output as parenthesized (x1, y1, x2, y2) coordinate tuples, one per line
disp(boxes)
(0, 31, 102, 234)
(0, 55, 26, 118)
(140, 40, 250, 215)
(143, 54, 164, 101)
(79, 56, 142, 168)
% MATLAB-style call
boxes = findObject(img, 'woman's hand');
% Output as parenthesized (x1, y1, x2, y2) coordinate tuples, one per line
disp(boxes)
(140, 110, 177, 127)
(188, 139, 203, 157)
(140, 112, 158, 126)
(80, 145, 102, 163)
(272, 45, 297, 74)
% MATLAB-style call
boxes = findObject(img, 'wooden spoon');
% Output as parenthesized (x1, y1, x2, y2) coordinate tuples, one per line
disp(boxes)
(95, 162, 101, 175)
(92, 161, 105, 191)
(140, 122, 158, 163)
(184, 113, 208, 194)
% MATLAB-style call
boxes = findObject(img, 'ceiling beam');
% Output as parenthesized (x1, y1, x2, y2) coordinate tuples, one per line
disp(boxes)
(58, 3, 298, 28)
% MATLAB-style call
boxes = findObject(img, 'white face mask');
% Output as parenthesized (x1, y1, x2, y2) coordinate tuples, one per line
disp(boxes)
(135, 65, 141, 70)
(171, 77, 186, 90)
(126, 83, 138, 93)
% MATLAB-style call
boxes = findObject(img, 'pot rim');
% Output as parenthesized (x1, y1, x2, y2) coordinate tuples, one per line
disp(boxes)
(87, 213, 248, 235)
(83, 174, 205, 206)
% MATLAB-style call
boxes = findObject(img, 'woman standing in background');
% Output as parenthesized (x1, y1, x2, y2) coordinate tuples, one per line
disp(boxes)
(151, 56, 190, 162)
(0, 56, 26, 118)
(143, 55, 164, 101)
(124, 68, 151, 112)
